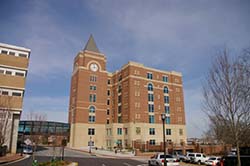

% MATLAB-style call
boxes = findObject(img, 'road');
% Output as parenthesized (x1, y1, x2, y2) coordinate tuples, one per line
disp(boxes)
(3, 146, 147, 166)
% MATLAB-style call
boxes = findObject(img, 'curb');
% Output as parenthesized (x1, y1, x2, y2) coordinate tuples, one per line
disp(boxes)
(0, 155, 24, 164)
(0, 154, 28, 165)
(67, 147, 148, 160)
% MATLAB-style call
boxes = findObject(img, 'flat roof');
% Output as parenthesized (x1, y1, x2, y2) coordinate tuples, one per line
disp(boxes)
(0, 42, 31, 52)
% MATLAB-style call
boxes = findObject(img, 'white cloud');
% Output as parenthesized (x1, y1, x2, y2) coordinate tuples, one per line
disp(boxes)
(19, 1, 82, 78)
(86, 0, 250, 72)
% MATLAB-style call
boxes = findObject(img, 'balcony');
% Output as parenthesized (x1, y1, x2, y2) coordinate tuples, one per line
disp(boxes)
(0, 53, 29, 69)
(0, 74, 25, 89)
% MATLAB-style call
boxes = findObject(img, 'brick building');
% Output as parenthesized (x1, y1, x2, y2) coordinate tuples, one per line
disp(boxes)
(0, 43, 30, 153)
(68, 35, 186, 150)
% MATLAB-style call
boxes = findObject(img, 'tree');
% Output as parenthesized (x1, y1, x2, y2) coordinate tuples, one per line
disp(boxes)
(203, 49, 250, 166)
(23, 111, 47, 145)
(0, 96, 12, 147)
(24, 111, 47, 121)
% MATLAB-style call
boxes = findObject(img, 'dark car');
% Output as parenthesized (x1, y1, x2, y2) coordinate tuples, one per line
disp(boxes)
(219, 155, 250, 166)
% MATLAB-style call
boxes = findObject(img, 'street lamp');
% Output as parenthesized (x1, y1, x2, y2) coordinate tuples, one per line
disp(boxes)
(161, 113, 167, 166)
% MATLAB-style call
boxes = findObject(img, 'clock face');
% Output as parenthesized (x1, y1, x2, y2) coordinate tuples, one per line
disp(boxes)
(90, 63, 99, 72)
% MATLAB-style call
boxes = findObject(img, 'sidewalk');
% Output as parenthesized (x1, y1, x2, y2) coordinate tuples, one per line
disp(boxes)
(0, 153, 24, 164)
(69, 147, 149, 162)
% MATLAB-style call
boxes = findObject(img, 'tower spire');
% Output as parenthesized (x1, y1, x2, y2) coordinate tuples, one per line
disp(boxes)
(83, 34, 100, 53)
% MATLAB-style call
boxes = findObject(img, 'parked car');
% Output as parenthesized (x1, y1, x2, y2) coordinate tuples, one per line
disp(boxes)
(205, 156, 221, 166)
(189, 152, 209, 164)
(148, 153, 180, 166)
(218, 155, 250, 166)
(183, 153, 195, 163)
(23, 145, 33, 154)
(175, 154, 186, 162)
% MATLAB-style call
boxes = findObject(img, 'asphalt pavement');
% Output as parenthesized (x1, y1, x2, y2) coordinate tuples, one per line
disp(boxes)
(2, 146, 147, 166)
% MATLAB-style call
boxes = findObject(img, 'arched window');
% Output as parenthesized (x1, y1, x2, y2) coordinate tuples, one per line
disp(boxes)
(164, 86, 169, 93)
(148, 83, 153, 91)
(89, 106, 95, 113)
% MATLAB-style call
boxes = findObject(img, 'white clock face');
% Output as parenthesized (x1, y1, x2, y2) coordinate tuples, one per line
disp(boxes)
(90, 63, 99, 72)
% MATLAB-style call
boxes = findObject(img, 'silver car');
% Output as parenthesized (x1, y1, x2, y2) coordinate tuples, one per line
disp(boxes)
(23, 145, 33, 154)
(205, 157, 221, 166)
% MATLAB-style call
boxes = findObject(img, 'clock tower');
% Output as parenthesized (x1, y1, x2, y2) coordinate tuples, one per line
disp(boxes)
(69, 35, 110, 148)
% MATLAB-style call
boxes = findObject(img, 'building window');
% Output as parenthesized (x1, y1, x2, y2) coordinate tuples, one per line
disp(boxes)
(149, 140, 156, 145)
(9, 52, 15, 56)
(117, 128, 122, 135)
(148, 104, 154, 112)
(89, 94, 96, 102)
(107, 109, 110, 115)
(106, 119, 109, 124)
(90, 75, 97, 82)
(90, 85, 96, 90)
(107, 90, 110, 96)
(89, 106, 95, 113)
(165, 117, 170, 124)
(107, 99, 110, 105)
(88, 116, 95, 122)
(118, 105, 122, 113)
(166, 129, 171, 135)
(147, 73, 153, 79)
(15, 72, 25, 77)
(163, 76, 168, 82)
(118, 85, 122, 93)
(118, 116, 122, 123)
(88, 128, 95, 135)
(163, 86, 169, 93)
(118, 95, 122, 103)
(148, 94, 154, 102)
(1, 50, 8, 54)
(148, 83, 153, 91)
(19, 53, 27, 58)
(2, 91, 8, 95)
(149, 128, 155, 135)
(6, 71, 12, 75)
(12, 92, 22, 97)
(164, 96, 169, 104)
(118, 75, 122, 81)
(149, 115, 155, 123)
(165, 106, 170, 114)
(107, 79, 111, 84)
(179, 129, 183, 136)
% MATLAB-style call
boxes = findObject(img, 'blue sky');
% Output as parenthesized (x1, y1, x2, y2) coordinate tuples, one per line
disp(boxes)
(0, 0, 249, 137)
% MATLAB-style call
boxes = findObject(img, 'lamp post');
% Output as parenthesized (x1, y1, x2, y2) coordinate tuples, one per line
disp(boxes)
(161, 113, 167, 166)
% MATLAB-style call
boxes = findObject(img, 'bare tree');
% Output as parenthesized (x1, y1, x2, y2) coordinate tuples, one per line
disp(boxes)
(0, 96, 12, 147)
(24, 111, 47, 121)
(203, 49, 250, 166)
